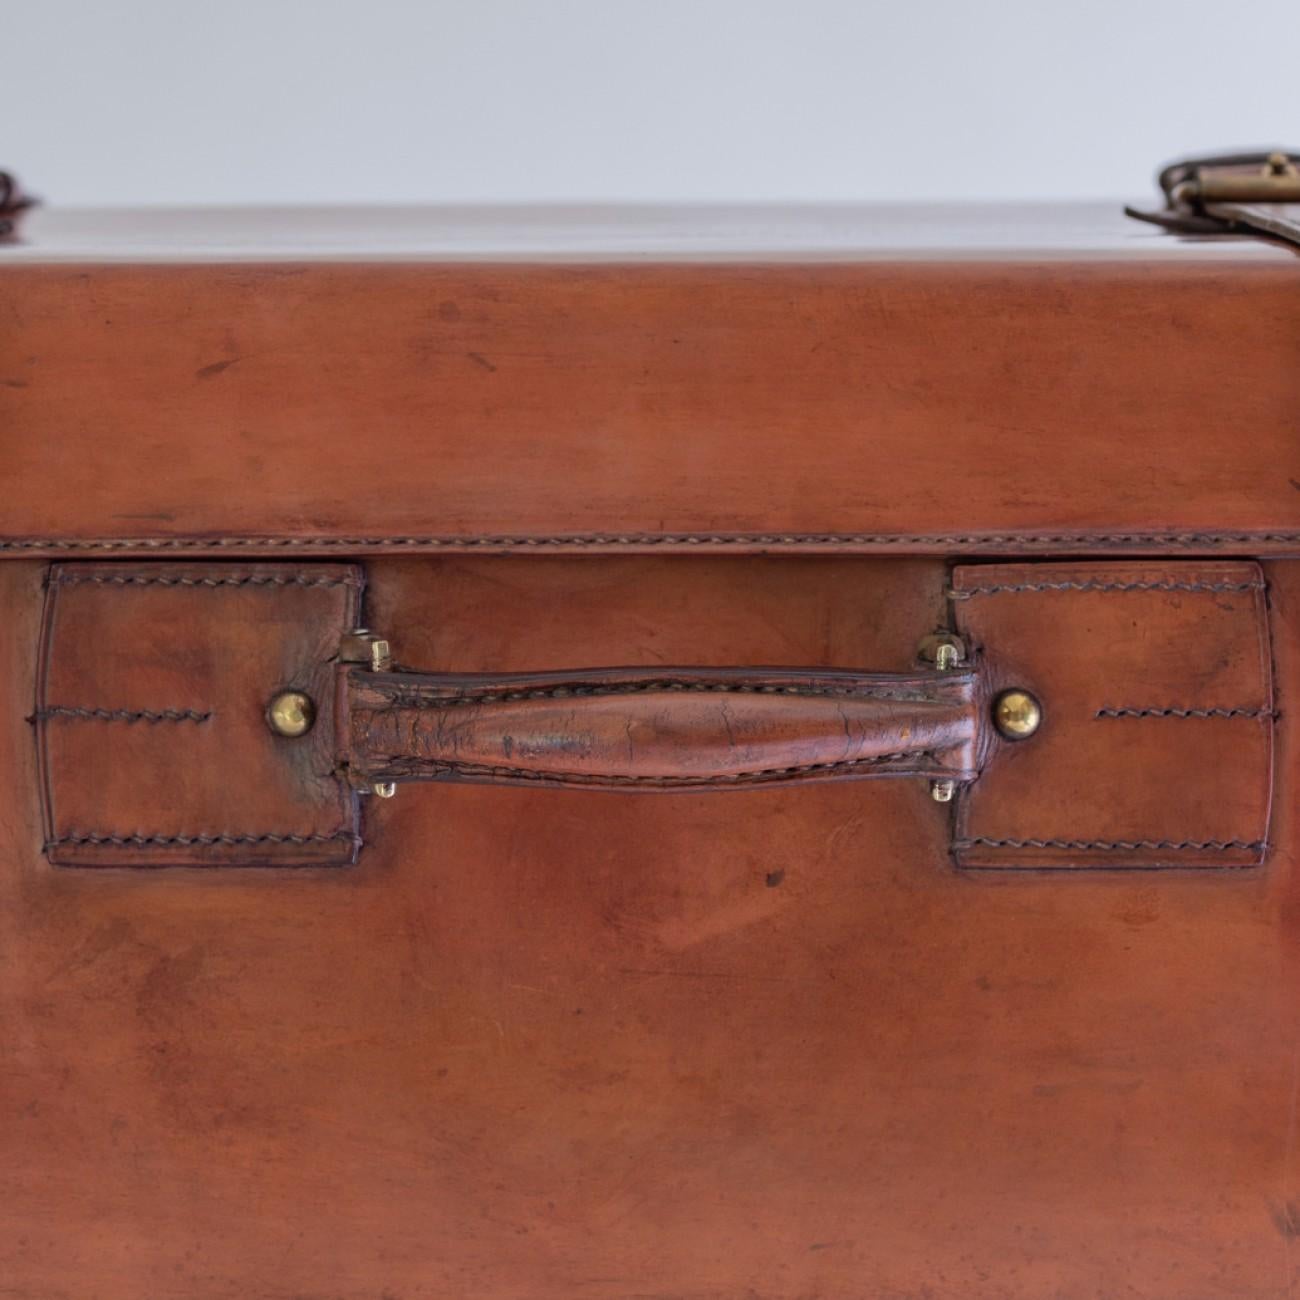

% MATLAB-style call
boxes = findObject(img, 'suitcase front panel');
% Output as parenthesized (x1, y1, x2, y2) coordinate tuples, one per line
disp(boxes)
(2, 553, 1296, 1298)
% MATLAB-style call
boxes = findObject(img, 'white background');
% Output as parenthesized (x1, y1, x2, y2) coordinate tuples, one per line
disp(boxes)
(8, 0, 1300, 207)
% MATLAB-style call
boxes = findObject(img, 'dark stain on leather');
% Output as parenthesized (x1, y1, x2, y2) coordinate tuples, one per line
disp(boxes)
(1270, 1201, 1300, 1239)
(195, 356, 239, 380)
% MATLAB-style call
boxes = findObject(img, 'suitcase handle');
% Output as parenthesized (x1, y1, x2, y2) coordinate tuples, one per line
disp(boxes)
(36, 561, 1270, 870)
(336, 663, 985, 793)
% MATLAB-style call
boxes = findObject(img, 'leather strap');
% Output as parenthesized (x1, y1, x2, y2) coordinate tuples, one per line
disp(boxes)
(1125, 149, 1300, 248)
(339, 665, 983, 790)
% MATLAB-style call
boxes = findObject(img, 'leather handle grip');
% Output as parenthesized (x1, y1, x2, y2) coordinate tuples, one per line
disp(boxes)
(339, 665, 982, 791)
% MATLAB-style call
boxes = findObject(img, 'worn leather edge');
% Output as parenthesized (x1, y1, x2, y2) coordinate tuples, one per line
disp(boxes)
(3, 530, 1300, 558)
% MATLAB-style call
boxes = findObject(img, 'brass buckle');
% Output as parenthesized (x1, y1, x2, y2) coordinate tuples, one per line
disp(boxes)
(1169, 150, 1300, 211)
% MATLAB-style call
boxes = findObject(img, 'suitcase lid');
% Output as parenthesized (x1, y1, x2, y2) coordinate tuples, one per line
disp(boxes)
(3, 185, 1298, 560)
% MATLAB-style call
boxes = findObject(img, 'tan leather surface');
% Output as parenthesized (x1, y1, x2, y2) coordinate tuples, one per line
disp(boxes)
(952, 560, 1275, 869)
(37, 562, 363, 866)
(3, 554, 1297, 1298)
(2, 260, 1299, 558)
(342, 665, 981, 789)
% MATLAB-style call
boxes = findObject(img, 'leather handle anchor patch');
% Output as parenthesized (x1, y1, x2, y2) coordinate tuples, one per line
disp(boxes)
(34, 560, 1273, 870)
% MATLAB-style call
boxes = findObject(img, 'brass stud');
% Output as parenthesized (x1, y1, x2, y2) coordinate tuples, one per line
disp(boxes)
(994, 689, 1042, 741)
(930, 779, 956, 804)
(267, 690, 316, 738)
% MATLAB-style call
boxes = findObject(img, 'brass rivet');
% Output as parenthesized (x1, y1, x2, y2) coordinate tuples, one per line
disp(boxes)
(994, 689, 1042, 741)
(267, 690, 315, 738)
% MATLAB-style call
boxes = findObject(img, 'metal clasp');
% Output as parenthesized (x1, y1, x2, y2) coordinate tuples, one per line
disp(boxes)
(1174, 150, 1300, 209)
(918, 633, 966, 804)
(340, 628, 397, 797)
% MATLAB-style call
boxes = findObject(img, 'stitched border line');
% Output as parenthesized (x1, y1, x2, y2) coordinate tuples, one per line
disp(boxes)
(48, 831, 361, 848)
(36, 706, 212, 724)
(954, 837, 1265, 852)
(1095, 706, 1275, 720)
(5, 530, 1300, 555)
(950, 579, 1265, 599)
(52, 573, 359, 588)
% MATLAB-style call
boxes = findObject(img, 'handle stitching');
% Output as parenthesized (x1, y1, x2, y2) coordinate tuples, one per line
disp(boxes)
(380, 681, 961, 705)
(389, 749, 944, 785)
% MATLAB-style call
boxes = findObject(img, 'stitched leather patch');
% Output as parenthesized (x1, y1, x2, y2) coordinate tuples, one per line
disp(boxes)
(951, 561, 1274, 869)
(37, 562, 363, 866)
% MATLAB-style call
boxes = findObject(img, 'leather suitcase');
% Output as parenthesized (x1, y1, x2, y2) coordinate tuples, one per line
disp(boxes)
(2, 157, 1298, 1298)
